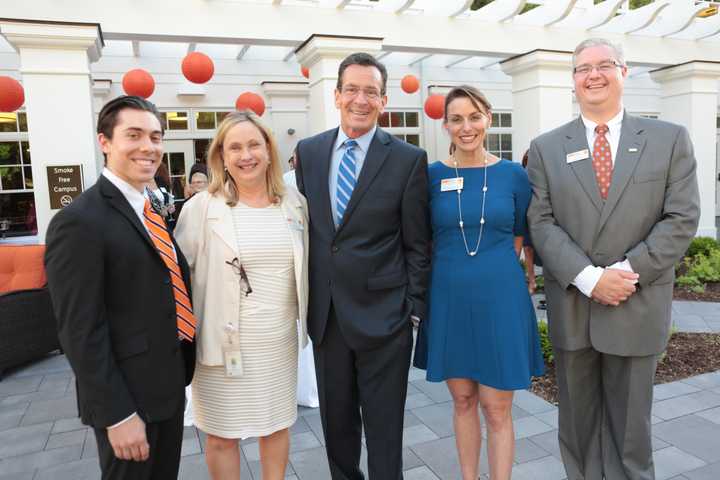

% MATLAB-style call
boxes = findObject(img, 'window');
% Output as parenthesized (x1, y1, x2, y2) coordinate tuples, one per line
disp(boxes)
(0, 112, 28, 133)
(195, 111, 232, 130)
(379, 110, 422, 147)
(159, 111, 189, 131)
(393, 134, 420, 147)
(0, 123, 36, 237)
(486, 112, 513, 160)
(379, 111, 419, 129)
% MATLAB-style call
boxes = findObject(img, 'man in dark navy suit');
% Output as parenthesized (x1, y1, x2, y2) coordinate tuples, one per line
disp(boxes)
(295, 52, 431, 479)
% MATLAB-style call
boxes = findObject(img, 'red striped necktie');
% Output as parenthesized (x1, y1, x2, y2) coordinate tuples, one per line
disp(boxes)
(143, 199, 196, 341)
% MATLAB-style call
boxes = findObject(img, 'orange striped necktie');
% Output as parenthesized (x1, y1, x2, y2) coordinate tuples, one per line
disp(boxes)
(142, 199, 196, 342)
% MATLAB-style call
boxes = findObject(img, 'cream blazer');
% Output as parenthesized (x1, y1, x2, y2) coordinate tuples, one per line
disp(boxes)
(175, 187, 309, 366)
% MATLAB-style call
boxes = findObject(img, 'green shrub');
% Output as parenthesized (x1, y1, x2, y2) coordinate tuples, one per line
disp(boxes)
(535, 275, 544, 291)
(537, 320, 554, 363)
(686, 236, 720, 259)
(675, 248, 720, 292)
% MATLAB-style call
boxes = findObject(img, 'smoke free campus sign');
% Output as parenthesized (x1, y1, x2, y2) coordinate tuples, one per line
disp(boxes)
(46, 165, 84, 209)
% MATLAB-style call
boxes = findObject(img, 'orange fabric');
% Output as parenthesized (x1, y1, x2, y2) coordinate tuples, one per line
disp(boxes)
(0, 244, 47, 294)
(143, 201, 196, 341)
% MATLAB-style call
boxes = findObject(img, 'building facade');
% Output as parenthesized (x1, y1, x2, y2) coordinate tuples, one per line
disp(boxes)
(1, 0, 719, 242)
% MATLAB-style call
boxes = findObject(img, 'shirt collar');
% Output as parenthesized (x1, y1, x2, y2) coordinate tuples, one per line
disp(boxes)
(102, 167, 148, 216)
(581, 107, 624, 134)
(334, 125, 377, 153)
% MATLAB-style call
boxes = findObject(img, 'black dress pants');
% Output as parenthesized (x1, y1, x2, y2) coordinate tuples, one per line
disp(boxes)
(314, 305, 412, 480)
(94, 405, 185, 480)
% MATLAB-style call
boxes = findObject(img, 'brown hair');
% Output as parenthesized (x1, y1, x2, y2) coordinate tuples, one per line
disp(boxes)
(207, 110, 285, 206)
(443, 85, 493, 154)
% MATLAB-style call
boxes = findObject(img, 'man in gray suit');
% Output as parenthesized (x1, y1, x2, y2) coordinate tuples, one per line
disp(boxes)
(527, 38, 700, 480)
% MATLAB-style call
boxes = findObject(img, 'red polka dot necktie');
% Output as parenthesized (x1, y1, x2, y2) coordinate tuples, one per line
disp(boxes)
(592, 124, 612, 200)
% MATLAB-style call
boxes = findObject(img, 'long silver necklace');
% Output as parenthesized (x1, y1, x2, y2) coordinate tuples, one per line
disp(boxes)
(453, 150, 489, 257)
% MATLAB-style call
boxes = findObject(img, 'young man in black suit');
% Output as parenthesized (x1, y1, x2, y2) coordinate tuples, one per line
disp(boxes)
(45, 96, 196, 480)
(295, 52, 431, 479)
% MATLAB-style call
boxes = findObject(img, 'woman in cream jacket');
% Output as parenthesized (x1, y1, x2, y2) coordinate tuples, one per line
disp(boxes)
(175, 111, 308, 480)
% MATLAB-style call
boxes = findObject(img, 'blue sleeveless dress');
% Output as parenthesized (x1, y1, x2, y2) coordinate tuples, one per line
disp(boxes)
(415, 159, 544, 390)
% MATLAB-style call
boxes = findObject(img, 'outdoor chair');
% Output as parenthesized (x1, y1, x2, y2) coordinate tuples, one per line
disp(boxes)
(0, 244, 60, 379)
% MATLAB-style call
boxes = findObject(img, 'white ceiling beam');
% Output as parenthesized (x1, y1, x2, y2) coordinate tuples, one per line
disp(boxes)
(445, 55, 473, 68)
(409, 53, 433, 66)
(187, 42, 196, 54)
(375, 51, 392, 60)
(236, 44, 250, 60)
(514, 0, 579, 27)
(283, 47, 297, 61)
(449, 0, 474, 18)
(320, 0, 352, 9)
(478, 59, 500, 69)
(131, 40, 140, 57)
(395, 0, 416, 15)
(592, 0, 670, 34)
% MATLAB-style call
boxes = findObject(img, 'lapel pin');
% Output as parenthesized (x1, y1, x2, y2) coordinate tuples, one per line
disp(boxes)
(628, 147, 638, 153)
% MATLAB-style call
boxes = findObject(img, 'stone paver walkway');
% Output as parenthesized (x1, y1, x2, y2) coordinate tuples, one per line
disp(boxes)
(1, 300, 719, 479)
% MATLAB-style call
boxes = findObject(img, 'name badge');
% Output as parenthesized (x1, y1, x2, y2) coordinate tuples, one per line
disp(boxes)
(287, 218, 304, 231)
(441, 177, 464, 192)
(566, 149, 589, 164)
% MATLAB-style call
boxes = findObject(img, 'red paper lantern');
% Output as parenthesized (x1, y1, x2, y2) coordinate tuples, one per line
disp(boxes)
(181, 52, 214, 84)
(0, 76, 25, 112)
(235, 92, 266, 116)
(424, 94, 445, 120)
(301, 66, 310, 79)
(400, 75, 419, 94)
(122, 69, 155, 98)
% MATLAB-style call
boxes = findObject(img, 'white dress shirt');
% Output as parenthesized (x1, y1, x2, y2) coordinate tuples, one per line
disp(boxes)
(571, 109, 635, 297)
(102, 168, 148, 229)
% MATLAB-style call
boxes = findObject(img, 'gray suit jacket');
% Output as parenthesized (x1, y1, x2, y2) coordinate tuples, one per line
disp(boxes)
(527, 113, 699, 356)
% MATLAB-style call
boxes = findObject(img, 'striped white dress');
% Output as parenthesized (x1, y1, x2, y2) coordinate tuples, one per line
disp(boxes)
(192, 202, 298, 439)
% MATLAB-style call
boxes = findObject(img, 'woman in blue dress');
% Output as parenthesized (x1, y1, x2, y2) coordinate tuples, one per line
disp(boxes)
(414, 86, 544, 480)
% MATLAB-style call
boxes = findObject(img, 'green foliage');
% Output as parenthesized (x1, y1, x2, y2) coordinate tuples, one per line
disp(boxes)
(519, 2, 540, 13)
(471, 0, 494, 9)
(629, 0, 653, 9)
(535, 275, 544, 291)
(537, 320, 554, 363)
(676, 248, 720, 293)
(686, 236, 720, 259)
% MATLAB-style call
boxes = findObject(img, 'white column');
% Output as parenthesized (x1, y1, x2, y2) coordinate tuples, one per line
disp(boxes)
(294, 35, 383, 135)
(500, 50, 573, 162)
(651, 62, 720, 239)
(0, 20, 102, 241)
(261, 81, 310, 170)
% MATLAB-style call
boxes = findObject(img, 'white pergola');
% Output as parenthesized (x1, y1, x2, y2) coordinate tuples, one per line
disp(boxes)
(1, 0, 719, 239)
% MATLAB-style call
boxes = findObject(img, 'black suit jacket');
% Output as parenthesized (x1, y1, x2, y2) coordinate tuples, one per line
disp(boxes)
(45, 175, 195, 428)
(295, 127, 431, 350)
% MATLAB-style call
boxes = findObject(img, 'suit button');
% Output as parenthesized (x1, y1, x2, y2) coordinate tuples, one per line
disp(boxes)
(332, 246, 339, 253)
(164, 278, 171, 285)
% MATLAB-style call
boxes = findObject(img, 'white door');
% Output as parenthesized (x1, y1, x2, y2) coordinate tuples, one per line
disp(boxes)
(163, 139, 195, 201)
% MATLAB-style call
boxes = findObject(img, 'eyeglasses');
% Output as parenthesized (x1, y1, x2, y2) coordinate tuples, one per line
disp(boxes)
(340, 86, 383, 101)
(573, 60, 623, 76)
(225, 257, 252, 296)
